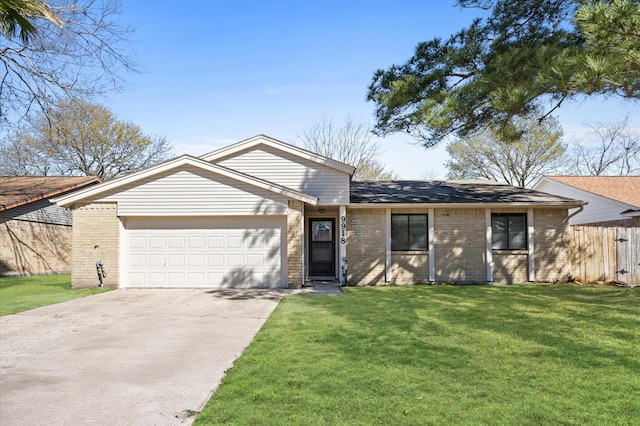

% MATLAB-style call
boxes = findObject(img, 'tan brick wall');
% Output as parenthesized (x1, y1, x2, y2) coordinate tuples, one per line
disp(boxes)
(346, 208, 386, 285)
(287, 200, 304, 288)
(492, 251, 528, 283)
(0, 218, 71, 276)
(343, 206, 572, 286)
(390, 252, 429, 284)
(434, 208, 486, 284)
(534, 208, 571, 282)
(71, 203, 119, 288)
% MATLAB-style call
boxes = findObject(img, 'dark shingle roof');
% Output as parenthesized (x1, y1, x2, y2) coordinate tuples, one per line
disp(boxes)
(350, 180, 585, 206)
(0, 176, 101, 211)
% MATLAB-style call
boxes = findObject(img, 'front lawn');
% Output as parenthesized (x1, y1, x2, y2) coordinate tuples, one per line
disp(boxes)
(196, 284, 640, 425)
(0, 274, 110, 316)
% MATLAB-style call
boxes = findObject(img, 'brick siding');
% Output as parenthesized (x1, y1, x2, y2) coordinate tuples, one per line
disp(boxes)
(346, 209, 386, 285)
(345, 207, 571, 286)
(492, 251, 528, 283)
(434, 208, 486, 284)
(287, 200, 304, 288)
(534, 208, 571, 282)
(390, 252, 430, 284)
(0, 218, 71, 276)
(71, 203, 119, 288)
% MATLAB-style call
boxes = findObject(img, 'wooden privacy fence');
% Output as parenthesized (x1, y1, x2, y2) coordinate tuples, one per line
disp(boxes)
(570, 226, 639, 286)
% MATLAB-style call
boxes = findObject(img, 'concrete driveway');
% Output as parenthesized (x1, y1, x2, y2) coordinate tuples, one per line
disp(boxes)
(0, 289, 284, 426)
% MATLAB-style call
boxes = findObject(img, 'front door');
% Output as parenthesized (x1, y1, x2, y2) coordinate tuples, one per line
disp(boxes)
(309, 219, 335, 277)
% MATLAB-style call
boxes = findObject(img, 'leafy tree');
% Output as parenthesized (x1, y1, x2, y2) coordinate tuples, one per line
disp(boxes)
(298, 117, 397, 180)
(0, 98, 173, 180)
(570, 116, 640, 175)
(445, 114, 566, 188)
(367, 0, 640, 146)
(0, 0, 136, 126)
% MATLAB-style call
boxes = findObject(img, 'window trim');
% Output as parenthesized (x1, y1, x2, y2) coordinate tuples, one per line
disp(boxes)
(391, 213, 428, 252)
(491, 213, 527, 250)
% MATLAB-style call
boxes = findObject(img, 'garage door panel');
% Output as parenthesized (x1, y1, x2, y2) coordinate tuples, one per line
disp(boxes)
(188, 272, 205, 286)
(129, 272, 146, 285)
(148, 272, 164, 285)
(227, 236, 244, 249)
(188, 236, 205, 248)
(125, 217, 283, 288)
(188, 254, 205, 266)
(130, 236, 146, 249)
(207, 272, 224, 285)
(149, 255, 165, 266)
(227, 254, 244, 267)
(168, 236, 185, 248)
(148, 236, 165, 248)
(246, 254, 263, 266)
(208, 254, 224, 267)
(167, 272, 185, 286)
(130, 254, 146, 267)
(208, 236, 224, 248)
(167, 254, 185, 267)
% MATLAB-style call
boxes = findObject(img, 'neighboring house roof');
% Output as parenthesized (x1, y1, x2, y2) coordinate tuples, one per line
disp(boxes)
(350, 180, 585, 207)
(53, 155, 319, 207)
(200, 134, 357, 176)
(0, 176, 101, 211)
(541, 176, 640, 208)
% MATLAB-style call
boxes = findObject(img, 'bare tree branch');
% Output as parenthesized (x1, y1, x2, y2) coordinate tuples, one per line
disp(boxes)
(0, 0, 137, 128)
(570, 116, 640, 176)
(297, 117, 397, 180)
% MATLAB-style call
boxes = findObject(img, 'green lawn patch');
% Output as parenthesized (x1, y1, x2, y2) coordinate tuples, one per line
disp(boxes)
(0, 274, 110, 316)
(195, 284, 640, 425)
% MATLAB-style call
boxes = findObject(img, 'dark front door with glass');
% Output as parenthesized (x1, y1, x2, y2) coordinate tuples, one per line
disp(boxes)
(309, 219, 335, 277)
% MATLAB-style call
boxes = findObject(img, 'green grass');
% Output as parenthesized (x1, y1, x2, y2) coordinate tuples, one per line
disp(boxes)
(195, 284, 640, 425)
(0, 274, 110, 316)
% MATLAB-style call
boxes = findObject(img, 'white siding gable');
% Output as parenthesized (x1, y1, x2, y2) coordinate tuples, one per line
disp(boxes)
(94, 165, 289, 216)
(535, 179, 634, 225)
(214, 144, 350, 205)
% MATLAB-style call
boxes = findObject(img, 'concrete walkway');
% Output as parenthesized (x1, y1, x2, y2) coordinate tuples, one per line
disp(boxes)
(0, 289, 285, 426)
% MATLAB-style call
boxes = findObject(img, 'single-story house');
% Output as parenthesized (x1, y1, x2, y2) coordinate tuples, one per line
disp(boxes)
(53, 135, 585, 289)
(533, 176, 640, 226)
(1, 176, 101, 276)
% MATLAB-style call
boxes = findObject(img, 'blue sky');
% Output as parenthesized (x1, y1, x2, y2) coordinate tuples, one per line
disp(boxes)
(106, 0, 640, 179)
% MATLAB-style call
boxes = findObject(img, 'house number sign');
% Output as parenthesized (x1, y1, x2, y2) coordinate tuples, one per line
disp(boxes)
(340, 215, 346, 244)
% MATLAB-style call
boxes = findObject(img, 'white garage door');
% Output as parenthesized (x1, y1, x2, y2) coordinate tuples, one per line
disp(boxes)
(124, 217, 284, 288)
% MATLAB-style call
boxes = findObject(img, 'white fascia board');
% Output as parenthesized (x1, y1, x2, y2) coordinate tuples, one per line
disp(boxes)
(53, 155, 318, 207)
(200, 134, 356, 176)
(347, 202, 586, 209)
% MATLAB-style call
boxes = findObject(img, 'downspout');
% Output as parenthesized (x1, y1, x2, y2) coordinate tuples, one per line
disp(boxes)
(564, 205, 585, 224)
